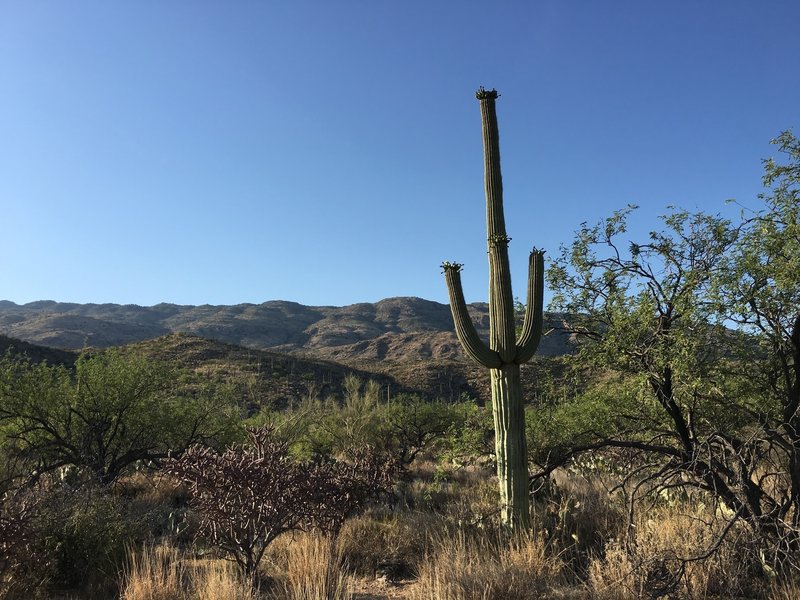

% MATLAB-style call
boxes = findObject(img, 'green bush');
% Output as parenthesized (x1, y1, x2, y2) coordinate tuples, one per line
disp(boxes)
(34, 485, 136, 592)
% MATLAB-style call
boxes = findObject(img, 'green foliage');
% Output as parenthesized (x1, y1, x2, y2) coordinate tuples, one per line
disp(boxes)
(377, 396, 464, 465)
(34, 486, 135, 591)
(526, 379, 642, 468)
(442, 402, 495, 467)
(254, 377, 465, 469)
(723, 130, 800, 411)
(545, 131, 800, 571)
(0, 350, 240, 485)
(549, 205, 736, 383)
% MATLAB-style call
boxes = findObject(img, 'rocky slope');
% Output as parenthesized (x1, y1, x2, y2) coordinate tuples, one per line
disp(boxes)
(0, 297, 574, 362)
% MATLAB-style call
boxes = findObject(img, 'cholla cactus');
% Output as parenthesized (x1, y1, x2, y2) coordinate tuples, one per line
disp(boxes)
(442, 87, 544, 530)
(165, 426, 396, 583)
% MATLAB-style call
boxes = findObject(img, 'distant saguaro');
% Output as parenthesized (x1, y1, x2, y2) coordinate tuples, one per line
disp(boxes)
(442, 88, 544, 530)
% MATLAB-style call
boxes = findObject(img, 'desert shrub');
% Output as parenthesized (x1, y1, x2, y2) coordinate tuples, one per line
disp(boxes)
(0, 487, 41, 599)
(441, 402, 496, 468)
(34, 484, 137, 593)
(0, 351, 240, 486)
(113, 472, 196, 545)
(374, 396, 464, 466)
(2, 476, 186, 598)
(164, 425, 396, 583)
(275, 389, 464, 470)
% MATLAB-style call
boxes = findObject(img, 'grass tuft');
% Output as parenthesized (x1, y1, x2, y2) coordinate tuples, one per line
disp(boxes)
(410, 528, 565, 600)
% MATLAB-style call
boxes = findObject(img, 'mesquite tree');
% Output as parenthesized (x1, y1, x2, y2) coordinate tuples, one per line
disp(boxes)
(442, 88, 544, 530)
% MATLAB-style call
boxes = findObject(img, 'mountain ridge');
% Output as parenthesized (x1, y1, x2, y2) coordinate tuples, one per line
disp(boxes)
(0, 297, 574, 362)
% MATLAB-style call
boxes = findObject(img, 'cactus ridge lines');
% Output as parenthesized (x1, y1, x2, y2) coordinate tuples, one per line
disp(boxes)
(443, 89, 544, 368)
(441, 87, 545, 530)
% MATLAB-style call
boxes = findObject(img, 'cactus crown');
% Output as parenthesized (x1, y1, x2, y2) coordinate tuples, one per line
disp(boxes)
(489, 233, 512, 248)
(476, 87, 499, 100)
(440, 261, 464, 273)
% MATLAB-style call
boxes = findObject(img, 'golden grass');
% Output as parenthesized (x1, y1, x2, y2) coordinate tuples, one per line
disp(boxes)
(767, 576, 800, 600)
(117, 466, 790, 600)
(588, 502, 751, 600)
(336, 508, 444, 578)
(410, 528, 565, 600)
(121, 543, 253, 600)
(267, 532, 352, 600)
(191, 560, 253, 600)
(122, 544, 185, 600)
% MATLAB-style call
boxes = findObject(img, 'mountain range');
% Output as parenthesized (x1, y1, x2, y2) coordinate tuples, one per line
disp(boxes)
(0, 297, 573, 363)
(0, 297, 576, 406)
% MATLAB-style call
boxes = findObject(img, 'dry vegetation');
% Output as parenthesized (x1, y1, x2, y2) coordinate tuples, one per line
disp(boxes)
(2, 364, 798, 599)
(108, 456, 787, 600)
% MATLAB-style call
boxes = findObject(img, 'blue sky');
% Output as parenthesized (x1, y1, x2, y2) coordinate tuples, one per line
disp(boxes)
(1, 2, 798, 307)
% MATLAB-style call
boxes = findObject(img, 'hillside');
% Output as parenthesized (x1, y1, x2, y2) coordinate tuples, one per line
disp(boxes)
(0, 329, 573, 409)
(0, 297, 574, 363)
(0, 333, 77, 367)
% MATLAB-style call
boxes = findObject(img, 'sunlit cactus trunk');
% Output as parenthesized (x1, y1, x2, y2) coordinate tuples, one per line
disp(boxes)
(442, 88, 544, 530)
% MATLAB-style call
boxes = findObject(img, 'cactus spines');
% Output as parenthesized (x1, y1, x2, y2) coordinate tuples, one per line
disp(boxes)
(443, 89, 545, 530)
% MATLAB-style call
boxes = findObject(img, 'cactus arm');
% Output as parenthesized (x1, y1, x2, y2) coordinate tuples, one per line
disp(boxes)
(442, 263, 502, 369)
(515, 250, 545, 364)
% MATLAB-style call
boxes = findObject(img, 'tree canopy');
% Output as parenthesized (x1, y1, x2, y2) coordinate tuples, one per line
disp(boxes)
(0, 350, 239, 486)
(543, 131, 800, 569)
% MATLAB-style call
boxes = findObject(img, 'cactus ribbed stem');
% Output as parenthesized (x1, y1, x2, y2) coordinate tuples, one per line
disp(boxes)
(480, 88, 517, 364)
(478, 87, 506, 238)
(489, 238, 517, 364)
(442, 88, 545, 531)
(443, 264, 502, 368)
(515, 250, 545, 364)
(491, 364, 529, 528)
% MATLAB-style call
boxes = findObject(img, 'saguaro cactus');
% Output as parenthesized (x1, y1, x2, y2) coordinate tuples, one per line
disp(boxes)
(442, 88, 544, 530)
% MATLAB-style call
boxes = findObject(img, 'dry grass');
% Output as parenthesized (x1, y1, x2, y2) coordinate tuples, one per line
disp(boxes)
(587, 539, 639, 600)
(410, 528, 566, 600)
(767, 576, 800, 600)
(191, 560, 253, 600)
(336, 508, 445, 578)
(121, 543, 253, 600)
(122, 543, 185, 600)
(115, 466, 787, 600)
(267, 532, 352, 600)
(588, 502, 753, 600)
